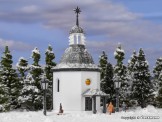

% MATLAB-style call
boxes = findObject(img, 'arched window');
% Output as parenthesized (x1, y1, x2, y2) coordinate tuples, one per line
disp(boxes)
(57, 79, 60, 92)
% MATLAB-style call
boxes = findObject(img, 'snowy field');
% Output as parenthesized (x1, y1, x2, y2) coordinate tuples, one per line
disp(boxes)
(0, 106, 162, 122)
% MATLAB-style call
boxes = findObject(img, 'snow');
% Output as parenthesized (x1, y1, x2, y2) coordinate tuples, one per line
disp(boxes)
(30, 65, 42, 69)
(0, 106, 162, 122)
(116, 48, 125, 53)
(46, 49, 54, 54)
(114, 51, 118, 56)
(114, 44, 125, 57)
(54, 63, 99, 69)
(83, 89, 107, 96)
(32, 47, 40, 54)
(18, 57, 25, 61)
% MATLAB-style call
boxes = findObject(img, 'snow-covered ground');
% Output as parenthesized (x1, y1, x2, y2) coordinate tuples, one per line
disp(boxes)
(0, 106, 162, 122)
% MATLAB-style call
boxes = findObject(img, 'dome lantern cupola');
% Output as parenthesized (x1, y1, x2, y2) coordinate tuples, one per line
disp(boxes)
(55, 7, 98, 69)
(69, 6, 85, 45)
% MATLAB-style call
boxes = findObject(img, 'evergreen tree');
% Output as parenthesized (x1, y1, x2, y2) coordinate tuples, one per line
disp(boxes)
(113, 44, 129, 104)
(0, 46, 19, 110)
(156, 71, 162, 108)
(18, 73, 41, 110)
(30, 47, 43, 110)
(17, 57, 29, 78)
(44, 45, 56, 110)
(16, 57, 29, 89)
(132, 48, 154, 108)
(99, 51, 108, 80)
(99, 51, 115, 103)
(127, 51, 137, 80)
(0, 78, 10, 112)
(153, 57, 162, 89)
(152, 57, 162, 107)
(126, 51, 138, 106)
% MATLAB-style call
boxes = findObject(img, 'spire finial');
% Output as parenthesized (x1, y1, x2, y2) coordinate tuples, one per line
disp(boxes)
(74, 6, 81, 26)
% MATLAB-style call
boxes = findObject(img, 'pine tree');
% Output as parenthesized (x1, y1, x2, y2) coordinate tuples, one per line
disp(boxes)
(99, 51, 108, 80)
(18, 73, 41, 110)
(132, 48, 154, 108)
(156, 71, 162, 108)
(17, 57, 29, 78)
(99, 51, 115, 103)
(126, 51, 138, 106)
(0, 78, 10, 112)
(16, 57, 29, 89)
(44, 45, 56, 110)
(30, 47, 43, 110)
(153, 57, 162, 90)
(127, 51, 137, 84)
(16, 57, 29, 108)
(114, 44, 129, 104)
(0, 46, 19, 110)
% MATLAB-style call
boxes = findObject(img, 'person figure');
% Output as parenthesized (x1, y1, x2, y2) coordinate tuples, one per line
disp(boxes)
(58, 103, 64, 115)
(122, 102, 126, 112)
(107, 102, 114, 115)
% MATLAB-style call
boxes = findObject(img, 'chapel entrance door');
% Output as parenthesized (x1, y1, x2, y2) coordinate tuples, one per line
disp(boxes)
(85, 97, 92, 111)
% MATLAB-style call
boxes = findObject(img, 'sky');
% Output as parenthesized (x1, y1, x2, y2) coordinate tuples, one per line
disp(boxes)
(0, 0, 162, 70)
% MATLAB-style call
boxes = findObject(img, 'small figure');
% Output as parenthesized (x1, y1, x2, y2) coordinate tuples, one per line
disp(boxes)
(107, 102, 114, 115)
(57, 103, 64, 115)
(122, 102, 127, 112)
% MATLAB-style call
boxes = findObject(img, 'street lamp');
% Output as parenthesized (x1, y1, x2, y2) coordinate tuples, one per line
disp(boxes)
(41, 76, 49, 116)
(114, 79, 121, 112)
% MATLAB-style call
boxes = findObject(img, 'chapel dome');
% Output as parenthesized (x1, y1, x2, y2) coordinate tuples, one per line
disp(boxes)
(60, 45, 93, 64)
(55, 45, 98, 69)
(69, 25, 84, 34)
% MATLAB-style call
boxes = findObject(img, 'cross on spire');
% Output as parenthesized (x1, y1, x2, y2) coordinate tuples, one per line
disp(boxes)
(74, 6, 81, 26)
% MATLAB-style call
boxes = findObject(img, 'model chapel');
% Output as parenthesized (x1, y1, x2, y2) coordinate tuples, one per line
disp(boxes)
(53, 7, 108, 113)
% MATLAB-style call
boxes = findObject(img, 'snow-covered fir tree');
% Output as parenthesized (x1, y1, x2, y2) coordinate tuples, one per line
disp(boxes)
(17, 57, 29, 78)
(45, 45, 56, 110)
(0, 78, 10, 112)
(153, 57, 162, 90)
(0, 46, 19, 110)
(156, 71, 162, 108)
(99, 51, 115, 103)
(127, 51, 137, 86)
(99, 51, 107, 80)
(30, 47, 43, 110)
(18, 73, 41, 110)
(132, 48, 154, 108)
(114, 44, 129, 104)
(16, 57, 29, 89)
(126, 51, 138, 106)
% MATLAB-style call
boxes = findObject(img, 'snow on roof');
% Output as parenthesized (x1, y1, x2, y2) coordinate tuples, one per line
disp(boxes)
(54, 63, 99, 69)
(82, 89, 109, 96)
